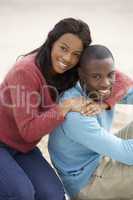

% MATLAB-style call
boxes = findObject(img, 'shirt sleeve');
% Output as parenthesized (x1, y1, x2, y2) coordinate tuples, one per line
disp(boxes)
(119, 88, 133, 104)
(6, 68, 64, 142)
(62, 112, 133, 165)
(105, 70, 133, 107)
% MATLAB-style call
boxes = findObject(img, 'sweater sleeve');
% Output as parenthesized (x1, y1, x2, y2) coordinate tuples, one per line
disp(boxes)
(7, 68, 64, 142)
(105, 70, 133, 107)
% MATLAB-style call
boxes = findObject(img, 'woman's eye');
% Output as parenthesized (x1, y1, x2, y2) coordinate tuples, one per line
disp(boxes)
(74, 53, 80, 58)
(60, 46, 67, 52)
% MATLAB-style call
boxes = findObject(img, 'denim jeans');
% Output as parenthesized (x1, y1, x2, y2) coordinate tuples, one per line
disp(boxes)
(0, 145, 66, 200)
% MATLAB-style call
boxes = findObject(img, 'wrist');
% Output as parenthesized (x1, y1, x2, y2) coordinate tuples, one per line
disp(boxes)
(58, 99, 73, 117)
(101, 103, 110, 110)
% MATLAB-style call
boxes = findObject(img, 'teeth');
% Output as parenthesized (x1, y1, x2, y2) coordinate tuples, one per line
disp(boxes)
(99, 90, 109, 93)
(98, 90, 110, 95)
(59, 61, 67, 68)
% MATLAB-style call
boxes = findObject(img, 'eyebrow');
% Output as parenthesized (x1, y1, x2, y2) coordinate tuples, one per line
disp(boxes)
(84, 70, 116, 76)
(61, 42, 82, 53)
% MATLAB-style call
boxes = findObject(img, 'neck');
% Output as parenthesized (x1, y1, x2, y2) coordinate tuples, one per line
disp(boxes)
(49, 67, 58, 76)
(79, 80, 100, 102)
(79, 80, 89, 97)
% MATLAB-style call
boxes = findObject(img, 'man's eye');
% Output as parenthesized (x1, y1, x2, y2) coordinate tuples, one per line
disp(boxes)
(109, 73, 115, 80)
(92, 75, 101, 80)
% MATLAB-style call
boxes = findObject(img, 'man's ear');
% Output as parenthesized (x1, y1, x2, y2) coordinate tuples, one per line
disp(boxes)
(78, 68, 85, 86)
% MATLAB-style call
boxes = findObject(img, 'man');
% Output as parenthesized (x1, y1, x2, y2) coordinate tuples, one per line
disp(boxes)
(48, 45, 133, 200)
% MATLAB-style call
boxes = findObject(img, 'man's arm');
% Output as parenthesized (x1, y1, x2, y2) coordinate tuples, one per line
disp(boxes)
(62, 112, 133, 165)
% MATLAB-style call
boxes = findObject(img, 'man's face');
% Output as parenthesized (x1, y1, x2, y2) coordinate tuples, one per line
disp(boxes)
(79, 57, 115, 101)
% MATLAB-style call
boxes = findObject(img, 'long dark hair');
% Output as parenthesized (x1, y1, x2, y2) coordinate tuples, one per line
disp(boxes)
(27, 18, 92, 94)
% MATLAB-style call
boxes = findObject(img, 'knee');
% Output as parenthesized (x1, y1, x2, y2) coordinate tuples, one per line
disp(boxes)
(125, 121, 133, 138)
(46, 184, 65, 200)
(37, 180, 66, 200)
(9, 181, 35, 200)
(15, 185, 35, 200)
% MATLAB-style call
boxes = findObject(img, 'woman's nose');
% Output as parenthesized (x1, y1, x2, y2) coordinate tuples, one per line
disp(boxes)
(62, 53, 72, 64)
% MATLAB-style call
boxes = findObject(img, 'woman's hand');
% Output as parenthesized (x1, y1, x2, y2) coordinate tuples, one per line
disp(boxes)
(70, 97, 109, 116)
(80, 102, 109, 116)
(58, 96, 89, 117)
(59, 97, 109, 117)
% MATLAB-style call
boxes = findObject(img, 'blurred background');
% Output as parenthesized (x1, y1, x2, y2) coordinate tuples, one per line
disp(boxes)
(0, 0, 133, 80)
(0, 0, 133, 157)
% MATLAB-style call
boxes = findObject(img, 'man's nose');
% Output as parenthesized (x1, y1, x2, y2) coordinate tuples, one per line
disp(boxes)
(101, 78, 111, 88)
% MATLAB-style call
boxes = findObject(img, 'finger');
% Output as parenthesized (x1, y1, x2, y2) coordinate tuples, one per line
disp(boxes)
(81, 105, 98, 113)
(86, 100, 94, 105)
(83, 110, 100, 116)
(83, 107, 101, 115)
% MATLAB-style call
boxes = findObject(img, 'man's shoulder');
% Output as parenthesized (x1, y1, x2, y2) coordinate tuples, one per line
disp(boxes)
(60, 83, 82, 101)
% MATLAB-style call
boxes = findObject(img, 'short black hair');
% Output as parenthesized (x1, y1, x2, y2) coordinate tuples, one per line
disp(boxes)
(80, 44, 114, 68)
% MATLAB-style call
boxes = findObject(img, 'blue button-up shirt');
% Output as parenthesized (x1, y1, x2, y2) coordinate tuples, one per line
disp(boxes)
(48, 82, 133, 198)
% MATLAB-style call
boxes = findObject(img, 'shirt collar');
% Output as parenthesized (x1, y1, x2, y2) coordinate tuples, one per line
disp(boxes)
(75, 81, 86, 96)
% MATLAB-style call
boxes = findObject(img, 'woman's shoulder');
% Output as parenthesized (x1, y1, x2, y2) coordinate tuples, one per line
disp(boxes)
(14, 53, 37, 71)
(3, 53, 47, 87)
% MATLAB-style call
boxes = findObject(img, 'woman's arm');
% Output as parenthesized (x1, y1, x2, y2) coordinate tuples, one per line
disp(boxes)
(6, 68, 93, 142)
(105, 70, 133, 107)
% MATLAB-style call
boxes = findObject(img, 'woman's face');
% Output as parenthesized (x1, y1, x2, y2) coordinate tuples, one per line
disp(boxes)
(51, 33, 83, 74)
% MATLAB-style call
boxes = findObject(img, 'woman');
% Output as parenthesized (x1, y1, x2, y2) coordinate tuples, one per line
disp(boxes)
(0, 18, 132, 200)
